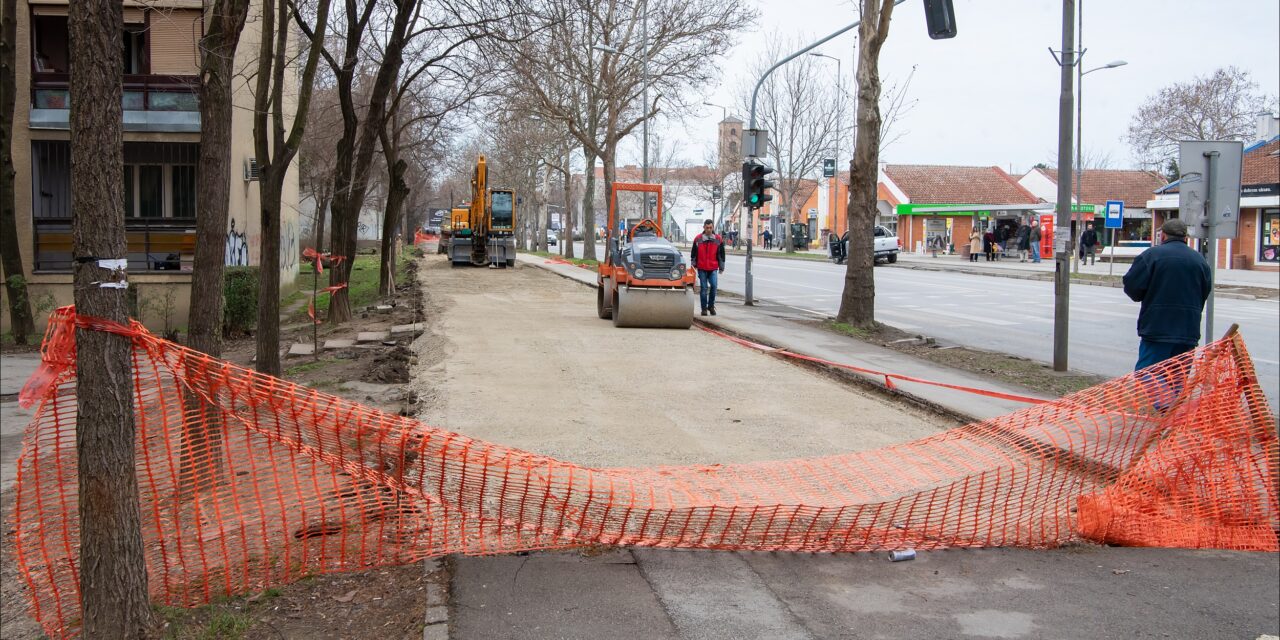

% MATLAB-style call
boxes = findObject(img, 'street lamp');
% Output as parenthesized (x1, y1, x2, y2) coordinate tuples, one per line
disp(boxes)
(808, 51, 843, 245)
(1074, 59, 1127, 272)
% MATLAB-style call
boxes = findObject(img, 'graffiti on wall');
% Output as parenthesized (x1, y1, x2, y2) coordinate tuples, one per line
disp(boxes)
(280, 220, 298, 271)
(225, 219, 250, 267)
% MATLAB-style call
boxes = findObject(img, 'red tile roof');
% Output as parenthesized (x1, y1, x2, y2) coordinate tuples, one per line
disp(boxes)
(883, 165, 1037, 204)
(1036, 168, 1168, 208)
(1242, 139, 1280, 186)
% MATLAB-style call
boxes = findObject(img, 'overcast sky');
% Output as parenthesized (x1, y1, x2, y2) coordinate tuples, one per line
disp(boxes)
(617, 0, 1279, 175)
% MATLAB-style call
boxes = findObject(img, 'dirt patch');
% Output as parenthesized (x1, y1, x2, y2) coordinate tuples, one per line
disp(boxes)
(409, 254, 956, 469)
(153, 562, 441, 640)
(2, 255, 437, 640)
(816, 320, 1107, 398)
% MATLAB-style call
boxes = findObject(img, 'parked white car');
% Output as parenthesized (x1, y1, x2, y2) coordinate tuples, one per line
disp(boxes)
(828, 226, 900, 265)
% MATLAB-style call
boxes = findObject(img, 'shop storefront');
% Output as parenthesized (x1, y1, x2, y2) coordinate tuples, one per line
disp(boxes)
(896, 203, 1052, 256)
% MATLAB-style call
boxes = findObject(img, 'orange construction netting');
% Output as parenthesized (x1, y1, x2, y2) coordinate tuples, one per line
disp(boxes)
(10, 308, 1278, 638)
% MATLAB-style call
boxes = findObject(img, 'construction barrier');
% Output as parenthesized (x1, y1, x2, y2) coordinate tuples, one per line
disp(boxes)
(414, 230, 438, 246)
(11, 308, 1278, 638)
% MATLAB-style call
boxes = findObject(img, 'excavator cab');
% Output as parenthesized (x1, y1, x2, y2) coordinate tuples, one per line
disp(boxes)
(596, 183, 695, 328)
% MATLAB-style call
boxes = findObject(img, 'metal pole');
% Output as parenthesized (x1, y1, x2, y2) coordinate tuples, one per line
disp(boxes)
(1053, 0, 1076, 372)
(1202, 151, 1218, 346)
(641, 0, 649, 184)
(1073, 0, 1083, 274)
(1108, 227, 1115, 276)
(743, 0, 907, 305)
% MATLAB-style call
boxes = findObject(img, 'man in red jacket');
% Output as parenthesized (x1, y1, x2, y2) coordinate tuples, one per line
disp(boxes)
(691, 219, 726, 316)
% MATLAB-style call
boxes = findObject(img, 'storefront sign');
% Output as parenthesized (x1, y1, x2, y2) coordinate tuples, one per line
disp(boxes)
(1242, 183, 1279, 198)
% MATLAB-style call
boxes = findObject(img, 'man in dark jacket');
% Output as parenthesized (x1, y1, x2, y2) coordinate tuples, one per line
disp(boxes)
(1016, 223, 1031, 262)
(691, 219, 726, 316)
(1079, 222, 1099, 265)
(1122, 218, 1212, 371)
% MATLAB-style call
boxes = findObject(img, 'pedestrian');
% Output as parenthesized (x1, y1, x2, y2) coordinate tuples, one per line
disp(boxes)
(691, 218, 726, 317)
(983, 229, 996, 262)
(928, 234, 941, 258)
(1016, 223, 1031, 262)
(1122, 219, 1212, 404)
(1079, 222, 1099, 266)
(763, 228, 773, 249)
(968, 228, 982, 262)
(1029, 221, 1042, 263)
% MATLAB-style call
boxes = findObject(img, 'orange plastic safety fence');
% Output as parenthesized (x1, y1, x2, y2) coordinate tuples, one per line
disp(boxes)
(10, 308, 1278, 638)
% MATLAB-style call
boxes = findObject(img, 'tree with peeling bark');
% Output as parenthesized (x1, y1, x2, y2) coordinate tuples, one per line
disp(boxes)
(836, 0, 895, 329)
(68, 0, 157, 635)
(186, 0, 251, 358)
(1, 0, 35, 344)
(253, 0, 332, 375)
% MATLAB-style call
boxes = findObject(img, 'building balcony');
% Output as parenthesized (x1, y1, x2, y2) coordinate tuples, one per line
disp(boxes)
(30, 73, 201, 133)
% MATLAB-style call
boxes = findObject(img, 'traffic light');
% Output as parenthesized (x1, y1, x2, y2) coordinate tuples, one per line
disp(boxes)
(922, 0, 957, 39)
(742, 160, 775, 210)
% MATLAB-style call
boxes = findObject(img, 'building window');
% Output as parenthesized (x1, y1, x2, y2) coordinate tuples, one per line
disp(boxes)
(32, 141, 200, 272)
(1261, 209, 1279, 263)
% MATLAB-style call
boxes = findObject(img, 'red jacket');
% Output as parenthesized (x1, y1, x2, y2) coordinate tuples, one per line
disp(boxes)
(691, 233, 725, 271)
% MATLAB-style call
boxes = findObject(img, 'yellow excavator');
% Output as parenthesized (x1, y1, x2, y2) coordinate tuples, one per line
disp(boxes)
(448, 154, 516, 268)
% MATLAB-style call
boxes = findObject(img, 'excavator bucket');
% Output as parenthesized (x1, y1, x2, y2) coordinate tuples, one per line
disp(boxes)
(612, 285, 694, 329)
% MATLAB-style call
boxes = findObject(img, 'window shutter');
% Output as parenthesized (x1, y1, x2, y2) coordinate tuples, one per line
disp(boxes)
(147, 9, 202, 75)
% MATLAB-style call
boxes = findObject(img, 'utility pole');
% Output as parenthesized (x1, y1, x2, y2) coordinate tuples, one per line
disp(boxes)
(1051, 0, 1076, 372)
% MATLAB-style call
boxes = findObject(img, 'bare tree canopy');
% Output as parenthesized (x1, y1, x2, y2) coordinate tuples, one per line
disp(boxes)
(1126, 66, 1276, 168)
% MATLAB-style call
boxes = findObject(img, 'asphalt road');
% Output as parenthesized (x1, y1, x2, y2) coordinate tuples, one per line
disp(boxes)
(714, 253, 1280, 406)
(564, 241, 1279, 405)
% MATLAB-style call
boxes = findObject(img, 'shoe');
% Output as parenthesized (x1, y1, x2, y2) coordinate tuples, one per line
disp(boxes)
(709, 307, 717, 316)
(701, 309, 708, 316)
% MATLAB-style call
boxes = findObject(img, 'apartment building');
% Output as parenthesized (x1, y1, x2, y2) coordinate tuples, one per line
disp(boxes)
(3, 0, 301, 333)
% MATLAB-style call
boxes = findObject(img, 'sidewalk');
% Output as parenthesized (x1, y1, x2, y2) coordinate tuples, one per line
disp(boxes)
(517, 253, 1045, 421)
(1, 352, 41, 493)
(894, 251, 1280, 291)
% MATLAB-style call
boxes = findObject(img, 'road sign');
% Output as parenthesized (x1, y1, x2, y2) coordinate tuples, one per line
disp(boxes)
(1178, 140, 1243, 239)
(822, 158, 836, 178)
(1104, 200, 1123, 229)
(744, 129, 769, 158)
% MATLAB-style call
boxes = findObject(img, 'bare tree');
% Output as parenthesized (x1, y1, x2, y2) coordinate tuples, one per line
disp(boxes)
(0, 0, 34, 344)
(253, 0, 332, 375)
(1126, 66, 1276, 169)
(836, 0, 895, 329)
(68, 0, 157, 635)
(300, 84, 343, 252)
(486, 0, 744, 263)
(739, 36, 841, 253)
(186, 0, 252, 358)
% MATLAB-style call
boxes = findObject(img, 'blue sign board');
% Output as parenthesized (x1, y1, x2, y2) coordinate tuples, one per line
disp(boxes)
(1104, 200, 1124, 229)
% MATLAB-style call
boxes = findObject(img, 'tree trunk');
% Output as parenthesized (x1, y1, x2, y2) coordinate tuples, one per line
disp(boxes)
(562, 167, 574, 259)
(68, 1, 157, 635)
(379, 159, 408, 296)
(836, 0, 895, 329)
(187, 0, 250, 358)
(580, 146, 597, 262)
(312, 192, 330, 252)
(0, 0, 34, 344)
(255, 173, 283, 374)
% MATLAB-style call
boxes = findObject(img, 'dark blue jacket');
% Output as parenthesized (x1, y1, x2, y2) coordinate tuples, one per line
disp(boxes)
(1122, 239, 1212, 344)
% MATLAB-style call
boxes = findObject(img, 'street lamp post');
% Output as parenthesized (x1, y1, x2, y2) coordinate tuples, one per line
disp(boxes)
(1074, 57, 1127, 272)
(808, 51, 842, 246)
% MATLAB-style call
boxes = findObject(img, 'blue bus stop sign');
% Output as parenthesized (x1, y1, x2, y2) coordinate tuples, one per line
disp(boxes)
(1104, 200, 1124, 229)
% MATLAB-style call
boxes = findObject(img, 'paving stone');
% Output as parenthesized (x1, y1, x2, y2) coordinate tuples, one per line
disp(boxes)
(357, 331, 391, 342)
(425, 606, 448, 625)
(423, 623, 448, 640)
(286, 343, 315, 356)
(322, 339, 356, 349)
(374, 305, 394, 313)
(390, 322, 424, 335)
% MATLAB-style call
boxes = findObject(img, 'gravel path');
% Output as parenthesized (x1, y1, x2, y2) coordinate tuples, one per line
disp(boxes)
(410, 255, 955, 468)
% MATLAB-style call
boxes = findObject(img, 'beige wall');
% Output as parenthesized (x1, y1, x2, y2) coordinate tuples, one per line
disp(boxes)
(2, 0, 302, 337)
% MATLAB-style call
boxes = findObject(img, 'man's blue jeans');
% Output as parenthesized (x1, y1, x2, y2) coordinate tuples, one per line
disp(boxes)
(1135, 339, 1197, 410)
(697, 269, 718, 311)
(1030, 241, 1041, 262)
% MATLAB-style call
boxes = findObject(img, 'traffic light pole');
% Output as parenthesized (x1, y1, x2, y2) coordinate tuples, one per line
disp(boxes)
(743, 0, 907, 306)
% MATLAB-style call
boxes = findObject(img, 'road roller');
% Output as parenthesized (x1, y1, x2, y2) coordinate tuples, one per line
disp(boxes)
(596, 182, 695, 328)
